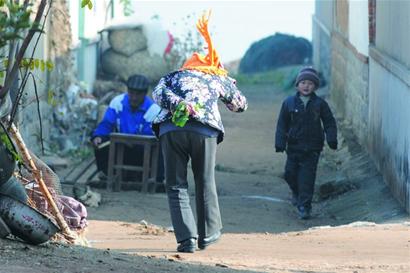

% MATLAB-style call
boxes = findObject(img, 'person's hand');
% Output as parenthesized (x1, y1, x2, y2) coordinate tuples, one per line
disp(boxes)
(92, 137, 102, 147)
(275, 146, 285, 153)
(328, 141, 338, 150)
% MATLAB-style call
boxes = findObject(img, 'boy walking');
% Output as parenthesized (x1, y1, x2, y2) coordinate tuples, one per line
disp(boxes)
(275, 67, 337, 219)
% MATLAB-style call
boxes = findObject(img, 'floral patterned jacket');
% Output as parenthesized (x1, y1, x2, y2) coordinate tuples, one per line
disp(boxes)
(152, 69, 248, 143)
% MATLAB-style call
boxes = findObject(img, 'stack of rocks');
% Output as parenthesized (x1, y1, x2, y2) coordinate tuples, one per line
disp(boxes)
(101, 25, 170, 84)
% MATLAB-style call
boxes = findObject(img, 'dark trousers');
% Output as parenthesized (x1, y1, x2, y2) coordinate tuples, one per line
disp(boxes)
(160, 131, 222, 243)
(284, 150, 320, 210)
(94, 141, 164, 182)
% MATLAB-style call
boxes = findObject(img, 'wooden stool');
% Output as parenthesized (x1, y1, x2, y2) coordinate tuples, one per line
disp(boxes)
(106, 133, 160, 192)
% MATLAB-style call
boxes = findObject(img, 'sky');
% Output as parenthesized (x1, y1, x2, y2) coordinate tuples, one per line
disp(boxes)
(132, 0, 315, 62)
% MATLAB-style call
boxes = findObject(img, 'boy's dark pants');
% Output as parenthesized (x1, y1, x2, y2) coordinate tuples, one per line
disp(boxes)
(160, 131, 222, 243)
(284, 150, 320, 210)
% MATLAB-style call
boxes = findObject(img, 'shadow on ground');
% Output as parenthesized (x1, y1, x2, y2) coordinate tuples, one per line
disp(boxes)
(59, 84, 408, 236)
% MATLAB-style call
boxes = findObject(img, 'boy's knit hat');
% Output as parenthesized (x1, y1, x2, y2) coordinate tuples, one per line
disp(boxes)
(127, 74, 149, 92)
(295, 67, 320, 87)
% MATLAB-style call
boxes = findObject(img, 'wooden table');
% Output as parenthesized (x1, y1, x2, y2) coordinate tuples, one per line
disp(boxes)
(106, 133, 159, 192)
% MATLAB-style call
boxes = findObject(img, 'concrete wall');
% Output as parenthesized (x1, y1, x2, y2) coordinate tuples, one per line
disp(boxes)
(72, 40, 99, 93)
(368, 52, 410, 211)
(314, 0, 333, 30)
(366, 0, 410, 211)
(375, 0, 410, 67)
(312, 1, 333, 85)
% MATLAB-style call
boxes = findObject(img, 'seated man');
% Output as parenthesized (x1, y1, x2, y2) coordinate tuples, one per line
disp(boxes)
(91, 74, 164, 188)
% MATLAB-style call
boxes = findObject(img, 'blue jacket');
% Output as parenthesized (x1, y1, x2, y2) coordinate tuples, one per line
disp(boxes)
(92, 93, 155, 138)
(275, 92, 337, 152)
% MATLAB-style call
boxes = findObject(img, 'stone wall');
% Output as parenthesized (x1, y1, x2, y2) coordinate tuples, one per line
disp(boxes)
(18, 0, 74, 154)
(17, 24, 51, 153)
(330, 32, 369, 147)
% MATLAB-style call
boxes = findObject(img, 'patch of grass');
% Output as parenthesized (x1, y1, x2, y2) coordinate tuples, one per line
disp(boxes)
(233, 65, 304, 91)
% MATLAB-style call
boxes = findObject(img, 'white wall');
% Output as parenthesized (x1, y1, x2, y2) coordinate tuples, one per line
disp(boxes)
(68, 1, 133, 93)
(315, 0, 334, 31)
(376, 0, 410, 68)
(348, 0, 369, 56)
(68, 0, 79, 46)
(369, 57, 410, 211)
(69, 0, 124, 45)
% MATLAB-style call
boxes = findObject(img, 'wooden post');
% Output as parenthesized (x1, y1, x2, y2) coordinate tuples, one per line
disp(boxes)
(8, 123, 77, 243)
(141, 143, 151, 193)
(107, 140, 116, 191)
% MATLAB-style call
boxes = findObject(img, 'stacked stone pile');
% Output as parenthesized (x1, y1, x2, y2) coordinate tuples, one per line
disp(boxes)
(101, 26, 169, 83)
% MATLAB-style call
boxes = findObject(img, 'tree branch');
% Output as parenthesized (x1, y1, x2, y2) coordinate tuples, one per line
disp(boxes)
(0, 0, 48, 100)
(8, 1, 52, 127)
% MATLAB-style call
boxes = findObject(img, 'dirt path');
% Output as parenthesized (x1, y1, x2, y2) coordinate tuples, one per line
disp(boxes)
(1, 83, 409, 273)
(82, 84, 410, 272)
(87, 220, 410, 273)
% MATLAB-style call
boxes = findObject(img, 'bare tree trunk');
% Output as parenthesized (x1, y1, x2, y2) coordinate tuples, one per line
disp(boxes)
(8, 122, 77, 243)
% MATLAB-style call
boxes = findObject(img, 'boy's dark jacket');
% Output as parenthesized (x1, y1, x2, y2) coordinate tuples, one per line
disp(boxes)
(275, 92, 337, 152)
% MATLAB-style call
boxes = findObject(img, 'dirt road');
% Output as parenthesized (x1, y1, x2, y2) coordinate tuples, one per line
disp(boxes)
(83, 84, 410, 272)
(1, 84, 409, 273)
(87, 220, 410, 273)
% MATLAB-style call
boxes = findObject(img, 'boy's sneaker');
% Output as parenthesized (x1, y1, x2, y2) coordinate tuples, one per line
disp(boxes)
(297, 206, 311, 220)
